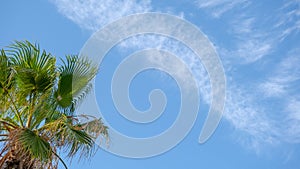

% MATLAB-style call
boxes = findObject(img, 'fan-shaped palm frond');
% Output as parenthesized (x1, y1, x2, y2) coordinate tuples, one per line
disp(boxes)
(55, 55, 97, 114)
(8, 41, 56, 95)
(0, 41, 108, 169)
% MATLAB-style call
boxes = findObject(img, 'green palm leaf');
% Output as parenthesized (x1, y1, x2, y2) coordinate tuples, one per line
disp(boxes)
(0, 50, 13, 113)
(55, 55, 97, 113)
(8, 41, 56, 96)
(16, 128, 52, 161)
(0, 41, 108, 169)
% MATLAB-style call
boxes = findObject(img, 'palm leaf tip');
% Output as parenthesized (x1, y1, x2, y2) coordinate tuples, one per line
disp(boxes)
(60, 115, 108, 159)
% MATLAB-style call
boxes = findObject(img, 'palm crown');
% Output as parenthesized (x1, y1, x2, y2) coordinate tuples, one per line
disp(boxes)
(0, 41, 108, 169)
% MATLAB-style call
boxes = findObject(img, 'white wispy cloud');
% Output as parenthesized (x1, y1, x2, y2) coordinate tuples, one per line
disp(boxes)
(223, 86, 281, 151)
(260, 50, 300, 98)
(219, 48, 300, 150)
(196, 0, 299, 64)
(284, 98, 300, 143)
(259, 81, 287, 97)
(195, 0, 250, 18)
(50, 0, 151, 31)
(224, 69, 299, 150)
(118, 35, 212, 104)
(276, 0, 300, 40)
(226, 48, 300, 149)
(233, 38, 273, 63)
(258, 49, 300, 144)
(193, 2, 277, 64)
(223, 14, 277, 63)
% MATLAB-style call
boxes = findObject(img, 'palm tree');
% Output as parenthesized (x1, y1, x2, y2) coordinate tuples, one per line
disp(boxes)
(0, 41, 108, 169)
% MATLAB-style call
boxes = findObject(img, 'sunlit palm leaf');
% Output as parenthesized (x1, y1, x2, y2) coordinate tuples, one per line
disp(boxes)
(8, 41, 56, 96)
(39, 114, 101, 158)
(55, 55, 97, 113)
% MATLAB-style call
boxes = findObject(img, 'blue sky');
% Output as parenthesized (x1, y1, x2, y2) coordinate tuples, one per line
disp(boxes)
(1, 0, 300, 169)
